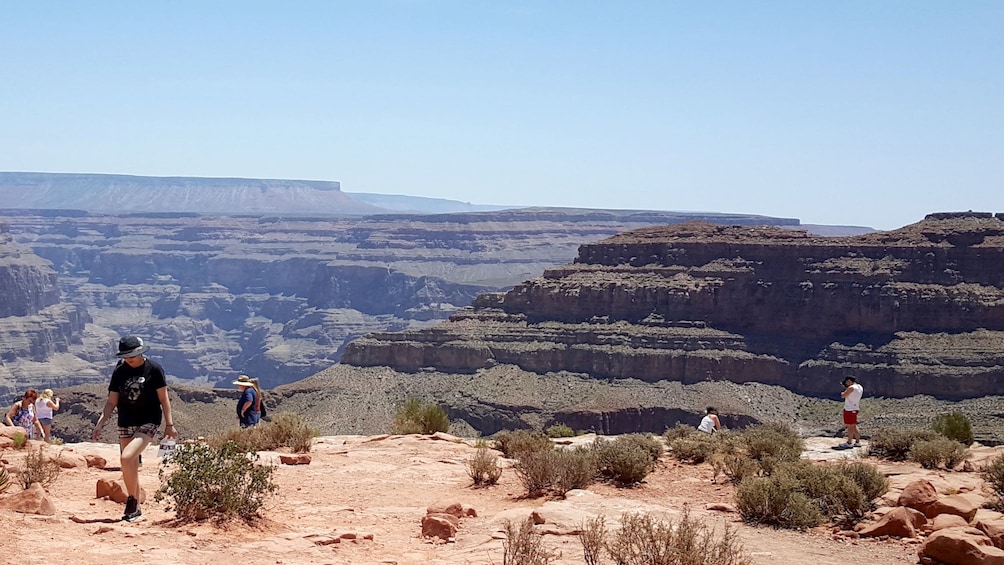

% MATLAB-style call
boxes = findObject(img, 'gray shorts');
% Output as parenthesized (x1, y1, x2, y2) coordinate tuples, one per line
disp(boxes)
(117, 423, 159, 439)
(37, 417, 53, 425)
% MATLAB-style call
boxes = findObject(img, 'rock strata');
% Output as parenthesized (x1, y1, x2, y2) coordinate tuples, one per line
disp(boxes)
(344, 213, 1004, 400)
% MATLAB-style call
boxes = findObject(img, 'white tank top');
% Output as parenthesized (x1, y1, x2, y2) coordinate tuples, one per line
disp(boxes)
(35, 398, 53, 419)
(698, 415, 716, 433)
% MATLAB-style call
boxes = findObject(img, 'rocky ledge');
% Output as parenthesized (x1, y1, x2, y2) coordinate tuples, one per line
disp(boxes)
(343, 212, 1004, 401)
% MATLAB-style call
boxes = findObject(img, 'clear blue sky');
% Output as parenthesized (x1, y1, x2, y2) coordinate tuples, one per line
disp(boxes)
(1, 2, 1001, 229)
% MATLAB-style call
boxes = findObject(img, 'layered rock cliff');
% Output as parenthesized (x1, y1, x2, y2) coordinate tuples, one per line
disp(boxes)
(0, 228, 92, 397)
(343, 212, 1004, 401)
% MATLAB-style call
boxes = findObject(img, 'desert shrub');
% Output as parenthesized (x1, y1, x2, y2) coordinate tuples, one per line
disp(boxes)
(735, 474, 823, 529)
(909, 437, 969, 470)
(605, 509, 752, 565)
(932, 412, 974, 446)
(736, 460, 887, 528)
(545, 423, 575, 438)
(617, 433, 664, 463)
(12, 431, 27, 449)
(390, 397, 450, 435)
(831, 460, 890, 503)
(19, 446, 60, 489)
(721, 452, 759, 484)
(741, 422, 804, 475)
(551, 446, 598, 495)
(0, 464, 10, 494)
(493, 430, 554, 458)
(579, 516, 607, 565)
(670, 434, 718, 464)
(465, 446, 503, 487)
(208, 412, 317, 453)
(982, 454, 1004, 511)
(868, 428, 940, 461)
(156, 441, 277, 520)
(514, 449, 557, 496)
(664, 423, 697, 442)
(593, 436, 655, 486)
(502, 517, 556, 565)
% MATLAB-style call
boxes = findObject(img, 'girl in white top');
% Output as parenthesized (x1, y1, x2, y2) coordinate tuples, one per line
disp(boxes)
(34, 388, 60, 442)
(697, 407, 722, 434)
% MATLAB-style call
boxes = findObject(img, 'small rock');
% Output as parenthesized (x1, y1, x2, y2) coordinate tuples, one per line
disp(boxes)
(279, 454, 311, 465)
(84, 454, 108, 469)
(706, 503, 737, 513)
(422, 514, 458, 540)
(0, 483, 56, 515)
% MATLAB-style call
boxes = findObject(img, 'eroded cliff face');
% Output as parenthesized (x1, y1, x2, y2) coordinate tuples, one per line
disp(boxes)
(0, 230, 91, 397)
(343, 212, 1004, 400)
(5, 209, 786, 389)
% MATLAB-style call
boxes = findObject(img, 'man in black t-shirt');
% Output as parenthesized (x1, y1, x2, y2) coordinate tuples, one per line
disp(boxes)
(92, 336, 179, 522)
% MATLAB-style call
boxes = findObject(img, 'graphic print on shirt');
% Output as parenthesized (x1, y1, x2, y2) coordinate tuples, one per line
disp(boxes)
(122, 375, 147, 403)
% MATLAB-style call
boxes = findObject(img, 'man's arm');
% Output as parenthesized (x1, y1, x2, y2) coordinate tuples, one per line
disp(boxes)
(841, 386, 852, 399)
(157, 387, 178, 439)
(91, 392, 119, 441)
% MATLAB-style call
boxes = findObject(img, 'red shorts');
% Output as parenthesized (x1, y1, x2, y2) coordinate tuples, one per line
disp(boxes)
(843, 410, 859, 425)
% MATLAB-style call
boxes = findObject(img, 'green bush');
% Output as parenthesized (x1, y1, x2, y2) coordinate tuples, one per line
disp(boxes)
(465, 446, 503, 487)
(545, 423, 575, 438)
(493, 430, 554, 458)
(616, 433, 664, 463)
(606, 509, 753, 565)
(390, 398, 450, 435)
(741, 422, 804, 475)
(513, 449, 557, 496)
(551, 447, 597, 495)
(868, 428, 941, 461)
(156, 441, 277, 520)
(909, 437, 969, 470)
(735, 474, 823, 529)
(19, 446, 60, 489)
(982, 454, 1004, 511)
(721, 452, 759, 484)
(670, 434, 718, 464)
(593, 436, 655, 486)
(932, 412, 974, 446)
(208, 412, 318, 453)
(664, 423, 697, 442)
(735, 459, 888, 528)
(12, 431, 26, 449)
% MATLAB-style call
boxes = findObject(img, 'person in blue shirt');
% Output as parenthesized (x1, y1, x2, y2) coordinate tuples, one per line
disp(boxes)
(234, 375, 262, 427)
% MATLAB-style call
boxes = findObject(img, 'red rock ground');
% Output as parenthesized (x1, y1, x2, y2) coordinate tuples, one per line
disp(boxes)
(4, 434, 994, 565)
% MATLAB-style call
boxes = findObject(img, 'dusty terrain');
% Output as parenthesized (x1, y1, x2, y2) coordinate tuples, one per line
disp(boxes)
(4, 433, 992, 565)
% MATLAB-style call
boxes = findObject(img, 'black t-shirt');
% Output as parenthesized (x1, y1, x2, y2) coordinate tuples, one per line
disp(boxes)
(108, 358, 167, 427)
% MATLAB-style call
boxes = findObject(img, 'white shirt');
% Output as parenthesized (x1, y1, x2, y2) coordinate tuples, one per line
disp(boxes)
(844, 383, 863, 412)
(35, 398, 54, 419)
(698, 414, 717, 433)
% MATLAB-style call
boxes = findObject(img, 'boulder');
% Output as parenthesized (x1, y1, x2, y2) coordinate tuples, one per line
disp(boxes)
(927, 493, 984, 522)
(422, 513, 459, 540)
(0, 426, 28, 440)
(0, 436, 13, 450)
(920, 528, 1004, 565)
(279, 454, 311, 465)
(899, 479, 939, 514)
(427, 502, 477, 518)
(84, 454, 107, 469)
(859, 506, 927, 538)
(57, 450, 88, 469)
(0, 483, 56, 515)
(95, 478, 146, 504)
(931, 514, 971, 532)
(706, 503, 738, 513)
(977, 519, 1004, 550)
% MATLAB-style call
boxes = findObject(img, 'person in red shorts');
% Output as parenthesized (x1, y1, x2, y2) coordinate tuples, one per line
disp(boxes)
(837, 376, 863, 449)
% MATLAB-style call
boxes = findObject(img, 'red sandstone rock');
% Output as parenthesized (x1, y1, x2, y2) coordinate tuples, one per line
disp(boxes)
(84, 454, 107, 469)
(427, 502, 477, 518)
(931, 514, 971, 532)
(706, 502, 738, 513)
(920, 527, 1004, 565)
(279, 454, 311, 465)
(927, 493, 985, 522)
(0, 483, 56, 515)
(899, 480, 939, 514)
(95, 478, 146, 504)
(421, 513, 459, 540)
(977, 520, 1004, 550)
(57, 450, 88, 469)
(859, 507, 927, 538)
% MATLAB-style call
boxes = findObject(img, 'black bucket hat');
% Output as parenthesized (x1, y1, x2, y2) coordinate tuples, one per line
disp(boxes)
(116, 335, 149, 358)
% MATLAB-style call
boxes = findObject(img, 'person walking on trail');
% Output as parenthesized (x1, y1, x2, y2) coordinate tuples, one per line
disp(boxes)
(34, 388, 60, 441)
(697, 406, 722, 434)
(837, 376, 863, 449)
(234, 375, 263, 428)
(92, 336, 178, 522)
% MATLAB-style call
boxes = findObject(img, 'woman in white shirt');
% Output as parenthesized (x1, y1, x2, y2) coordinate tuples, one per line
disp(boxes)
(34, 388, 60, 441)
(697, 407, 722, 434)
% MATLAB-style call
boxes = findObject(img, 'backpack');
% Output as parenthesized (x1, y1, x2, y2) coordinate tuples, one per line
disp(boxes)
(258, 395, 268, 421)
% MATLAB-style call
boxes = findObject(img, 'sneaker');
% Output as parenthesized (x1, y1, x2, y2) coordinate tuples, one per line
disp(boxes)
(832, 442, 853, 450)
(122, 496, 143, 522)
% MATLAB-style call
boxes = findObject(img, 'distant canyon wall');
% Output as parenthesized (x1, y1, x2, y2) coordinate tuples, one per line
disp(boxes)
(343, 212, 1004, 400)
